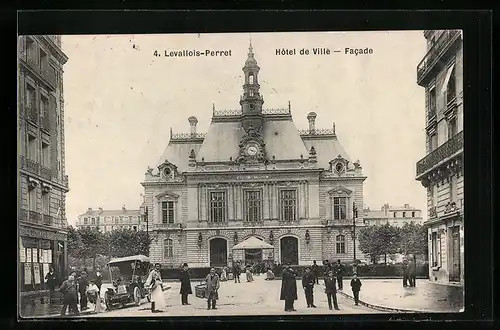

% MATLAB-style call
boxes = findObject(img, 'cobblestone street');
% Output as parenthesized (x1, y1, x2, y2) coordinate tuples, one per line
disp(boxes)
(81, 276, 380, 317)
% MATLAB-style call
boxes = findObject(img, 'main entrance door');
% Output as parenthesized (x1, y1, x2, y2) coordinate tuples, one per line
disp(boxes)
(280, 236, 298, 265)
(210, 238, 227, 267)
(449, 226, 461, 282)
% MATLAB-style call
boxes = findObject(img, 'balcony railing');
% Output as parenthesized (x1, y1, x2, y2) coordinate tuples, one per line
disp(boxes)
(170, 132, 206, 140)
(153, 223, 183, 229)
(28, 211, 41, 224)
(322, 219, 355, 226)
(43, 214, 53, 225)
(207, 221, 228, 227)
(40, 166, 52, 180)
(242, 220, 264, 226)
(416, 130, 463, 177)
(299, 128, 336, 136)
(417, 30, 461, 85)
(26, 158, 40, 175)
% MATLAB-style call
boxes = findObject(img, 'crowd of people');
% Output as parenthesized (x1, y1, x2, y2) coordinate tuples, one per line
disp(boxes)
(58, 266, 104, 316)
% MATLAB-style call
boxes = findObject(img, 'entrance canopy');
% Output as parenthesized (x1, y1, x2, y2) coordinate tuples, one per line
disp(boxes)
(232, 236, 274, 250)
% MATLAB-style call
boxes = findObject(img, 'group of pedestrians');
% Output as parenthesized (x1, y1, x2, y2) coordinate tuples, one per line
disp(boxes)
(59, 267, 103, 316)
(402, 258, 417, 287)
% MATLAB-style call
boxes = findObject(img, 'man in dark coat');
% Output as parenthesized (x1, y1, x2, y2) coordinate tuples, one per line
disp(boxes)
(324, 269, 339, 310)
(232, 261, 241, 283)
(408, 257, 416, 287)
(179, 263, 193, 305)
(45, 267, 58, 303)
(59, 275, 79, 316)
(280, 264, 298, 312)
(402, 259, 410, 287)
(335, 260, 344, 290)
(302, 267, 316, 308)
(311, 260, 319, 284)
(350, 273, 362, 306)
(77, 271, 89, 310)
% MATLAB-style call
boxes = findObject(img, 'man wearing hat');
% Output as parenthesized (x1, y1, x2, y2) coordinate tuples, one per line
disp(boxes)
(280, 263, 298, 312)
(205, 268, 220, 310)
(179, 263, 193, 305)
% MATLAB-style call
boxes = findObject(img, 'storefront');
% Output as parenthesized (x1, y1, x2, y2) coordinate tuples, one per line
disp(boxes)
(19, 225, 68, 300)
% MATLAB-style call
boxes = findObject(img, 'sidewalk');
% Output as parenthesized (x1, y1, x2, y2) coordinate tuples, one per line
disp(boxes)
(337, 279, 463, 313)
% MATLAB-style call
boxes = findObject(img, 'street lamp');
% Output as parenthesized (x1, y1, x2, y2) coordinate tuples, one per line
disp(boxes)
(352, 202, 358, 261)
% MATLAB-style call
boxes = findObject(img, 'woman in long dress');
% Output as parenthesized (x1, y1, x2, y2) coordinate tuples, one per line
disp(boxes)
(145, 263, 166, 313)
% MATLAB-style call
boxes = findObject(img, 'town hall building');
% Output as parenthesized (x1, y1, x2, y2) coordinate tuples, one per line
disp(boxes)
(141, 43, 367, 268)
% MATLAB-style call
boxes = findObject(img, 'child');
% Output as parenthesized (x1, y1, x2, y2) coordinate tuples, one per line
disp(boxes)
(350, 273, 362, 306)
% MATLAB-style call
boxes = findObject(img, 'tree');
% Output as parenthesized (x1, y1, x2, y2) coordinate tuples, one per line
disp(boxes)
(107, 228, 153, 258)
(397, 222, 428, 261)
(358, 224, 400, 264)
(78, 226, 107, 269)
(377, 223, 399, 264)
(67, 226, 84, 261)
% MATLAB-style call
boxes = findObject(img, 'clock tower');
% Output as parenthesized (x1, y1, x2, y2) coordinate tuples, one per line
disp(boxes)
(240, 40, 264, 132)
(236, 40, 268, 164)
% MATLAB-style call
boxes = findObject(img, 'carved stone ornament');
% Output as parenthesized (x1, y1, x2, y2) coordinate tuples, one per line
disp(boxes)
(327, 185, 353, 196)
(236, 124, 268, 164)
(155, 191, 180, 201)
(146, 166, 153, 174)
(330, 155, 349, 175)
(28, 177, 39, 190)
(158, 160, 178, 180)
(41, 182, 52, 193)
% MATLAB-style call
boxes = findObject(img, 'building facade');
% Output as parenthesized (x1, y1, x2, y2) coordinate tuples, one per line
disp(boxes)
(18, 35, 70, 300)
(142, 43, 367, 268)
(76, 206, 145, 233)
(415, 30, 464, 286)
(363, 203, 424, 227)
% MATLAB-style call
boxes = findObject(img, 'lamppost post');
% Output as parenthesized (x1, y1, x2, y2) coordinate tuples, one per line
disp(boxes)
(353, 202, 358, 261)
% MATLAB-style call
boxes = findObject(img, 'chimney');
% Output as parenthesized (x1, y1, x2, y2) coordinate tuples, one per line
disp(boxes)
(188, 116, 198, 135)
(122, 205, 126, 211)
(98, 207, 103, 212)
(87, 207, 92, 212)
(404, 203, 410, 208)
(307, 112, 317, 133)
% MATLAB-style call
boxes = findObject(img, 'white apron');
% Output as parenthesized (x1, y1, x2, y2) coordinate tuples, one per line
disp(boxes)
(146, 271, 166, 311)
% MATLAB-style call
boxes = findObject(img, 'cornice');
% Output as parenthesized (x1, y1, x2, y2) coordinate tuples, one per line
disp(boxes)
(39, 36, 69, 65)
(19, 169, 69, 193)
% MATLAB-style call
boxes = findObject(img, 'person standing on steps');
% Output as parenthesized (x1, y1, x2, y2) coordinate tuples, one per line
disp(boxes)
(302, 267, 316, 308)
(179, 263, 193, 305)
(280, 264, 298, 312)
(145, 263, 165, 313)
(323, 270, 340, 310)
(350, 273, 362, 306)
(335, 259, 344, 290)
(205, 268, 220, 310)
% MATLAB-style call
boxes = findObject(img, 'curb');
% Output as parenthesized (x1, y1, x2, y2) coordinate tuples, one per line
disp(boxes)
(336, 290, 423, 313)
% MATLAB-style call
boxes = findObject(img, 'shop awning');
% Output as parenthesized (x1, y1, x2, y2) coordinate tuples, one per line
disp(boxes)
(232, 236, 274, 250)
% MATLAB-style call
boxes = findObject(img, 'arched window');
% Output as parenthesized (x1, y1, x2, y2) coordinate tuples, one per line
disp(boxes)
(249, 74, 254, 84)
(335, 235, 345, 254)
(164, 239, 173, 258)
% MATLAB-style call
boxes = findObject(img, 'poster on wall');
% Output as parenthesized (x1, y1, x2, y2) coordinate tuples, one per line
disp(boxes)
(24, 263, 32, 285)
(33, 264, 41, 284)
(26, 248, 32, 263)
(39, 249, 44, 263)
(20, 248, 26, 263)
(33, 249, 38, 263)
(43, 250, 48, 264)
(43, 263, 50, 278)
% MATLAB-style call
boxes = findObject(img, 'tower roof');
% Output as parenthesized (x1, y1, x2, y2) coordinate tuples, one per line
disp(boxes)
(244, 39, 258, 67)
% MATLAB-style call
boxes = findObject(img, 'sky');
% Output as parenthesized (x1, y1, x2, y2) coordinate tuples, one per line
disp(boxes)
(62, 31, 428, 226)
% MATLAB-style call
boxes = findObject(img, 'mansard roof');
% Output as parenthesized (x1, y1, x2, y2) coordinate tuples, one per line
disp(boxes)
(302, 136, 351, 170)
(155, 140, 203, 173)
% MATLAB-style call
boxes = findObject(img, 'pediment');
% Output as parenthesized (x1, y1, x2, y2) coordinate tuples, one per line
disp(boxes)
(155, 191, 180, 200)
(327, 186, 352, 196)
(158, 160, 178, 172)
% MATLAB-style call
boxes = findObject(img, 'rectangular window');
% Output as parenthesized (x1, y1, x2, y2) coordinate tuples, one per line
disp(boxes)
(84, 217, 88, 225)
(114, 217, 118, 224)
(393, 212, 397, 218)
(42, 192, 49, 215)
(448, 118, 457, 139)
(402, 212, 406, 218)
(26, 37, 35, 60)
(162, 201, 175, 224)
(446, 67, 456, 103)
(280, 190, 297, 221)
(429, 133, 438, 151)
(450, 175, 457, 203)
(40, 95, 48, 118)
(244, 190, 262, 222)
(431, 232, 438, 267)
(428, 86, 436, 118)
(209, 191, 226, 223)
(412, 211, 415, 217)
(164, 239, 173, 258)
(333, 197, 347, 220)
(42, 142, 50, 167)
(26, 85, 36, 110)
(28, 188, 37, 212)
(28, 135, 37, 161)
(432, 185, 438, 207)
(91, 218, 95, 225)
(336, 235, 346, 254)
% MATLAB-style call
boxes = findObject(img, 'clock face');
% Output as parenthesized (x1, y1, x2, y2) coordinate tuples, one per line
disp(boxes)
(246, 145, 258, 156)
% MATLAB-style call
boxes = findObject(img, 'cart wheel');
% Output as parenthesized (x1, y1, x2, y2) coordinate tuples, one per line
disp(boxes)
(133, 287, 141, 306)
